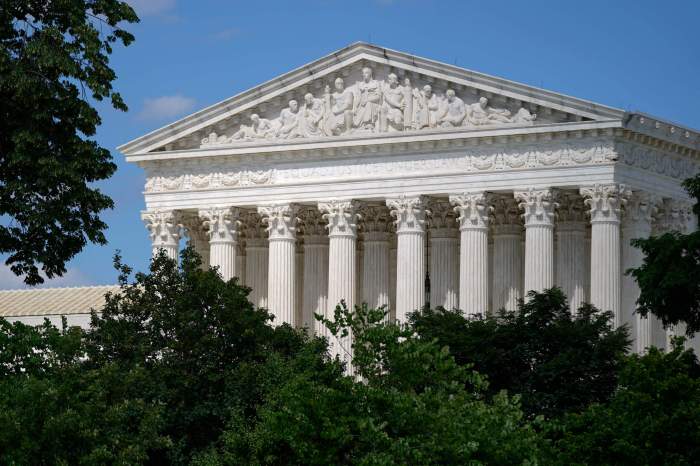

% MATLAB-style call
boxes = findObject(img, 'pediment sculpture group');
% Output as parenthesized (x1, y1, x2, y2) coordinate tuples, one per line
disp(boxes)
(201, 67, 537, 146)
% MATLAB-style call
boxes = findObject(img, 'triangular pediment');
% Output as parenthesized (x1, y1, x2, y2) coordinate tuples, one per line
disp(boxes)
(118, 43, 626, 156)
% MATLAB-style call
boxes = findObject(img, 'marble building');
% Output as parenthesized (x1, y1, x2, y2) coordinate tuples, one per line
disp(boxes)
(116, 43, 699, 357)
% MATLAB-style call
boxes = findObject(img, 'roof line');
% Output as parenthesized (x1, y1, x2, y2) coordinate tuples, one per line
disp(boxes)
(117, 42, 628, 156)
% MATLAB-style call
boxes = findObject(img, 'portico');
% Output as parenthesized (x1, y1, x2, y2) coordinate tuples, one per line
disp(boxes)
(121, 43, 699, 354)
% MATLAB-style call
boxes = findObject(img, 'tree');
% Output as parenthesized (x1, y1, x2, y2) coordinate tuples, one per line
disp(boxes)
(196, 303, 544, 465)
(0, 249, 338, 464)
(549, 341, 700, 466)
(629, 174, 700, 334)
(0, 1, 138, 284)
(410, 288, 631, 419)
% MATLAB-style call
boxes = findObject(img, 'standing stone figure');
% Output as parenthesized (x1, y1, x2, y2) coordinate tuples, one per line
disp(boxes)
(353, 67, 382, 131)
(438, 89, 466, 127)
(325, 77, 354, 135)
(415, 84, 441, 129)
(276, 99, 302, 139)
(402, 77, 414, 130)
(300, 92, 326, 137)
(380, 73, 405, 132)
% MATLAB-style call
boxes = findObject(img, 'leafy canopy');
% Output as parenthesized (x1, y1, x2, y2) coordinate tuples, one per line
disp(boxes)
(410, 288, 630, 419)
(0, 0, 138, 284)
(629, 174, 700, 334)
(549, 341, 700, 466)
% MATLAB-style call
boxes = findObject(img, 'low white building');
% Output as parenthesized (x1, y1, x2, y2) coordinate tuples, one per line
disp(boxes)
(2, 43, 698, 355)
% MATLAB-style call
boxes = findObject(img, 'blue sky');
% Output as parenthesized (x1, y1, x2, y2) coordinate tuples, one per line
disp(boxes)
(2, 0, 699, 289)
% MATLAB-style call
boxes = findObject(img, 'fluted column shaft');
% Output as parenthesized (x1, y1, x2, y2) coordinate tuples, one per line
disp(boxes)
(557, 222, 587, 312)
(200, 207, 240, 281)
(429, 229, 459, 309)
(581, 184, 628, 325)
(451, 192, 490, 315)
(236, 245, 246, 284)
(320, 200, 359, 368)
(493, 224, 523, 311)
(622, 215, 653, 352)
(302, 236, 329, 334)
(387, 196, 428, 323)
(142, 210, 180, 261)
(362, 232, 390, 309)
(515, 189, 557, 294)
(245, 239, 268, 309)
(259, 204, 298, 326)
(295, 245, 304, 327)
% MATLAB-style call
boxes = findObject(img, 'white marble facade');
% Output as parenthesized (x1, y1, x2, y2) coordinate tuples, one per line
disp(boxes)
(121, 43, 700, 355)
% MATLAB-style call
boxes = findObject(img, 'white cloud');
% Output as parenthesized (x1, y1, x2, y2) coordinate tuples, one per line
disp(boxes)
(127, 0, 176, 17)
(136, 94, 196, 122)
(0, 264, 91, 290)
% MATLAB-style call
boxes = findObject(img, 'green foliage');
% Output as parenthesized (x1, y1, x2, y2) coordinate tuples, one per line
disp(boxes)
(0, 0, 138, 284)
(199, 303, 543, 465)
(410, 288, 630, 419)
(549, 342, 700, 466)
(0, 249, 338, 464)
(630, 173, 700, 335)
(6, 249, 700, 464)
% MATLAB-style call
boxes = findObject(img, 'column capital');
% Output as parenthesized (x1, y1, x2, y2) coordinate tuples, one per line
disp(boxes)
(514, 188, 558, 227)
(387, 195, 429, 234)
(298, 206, 327, 236)
(359, 204, 391, 233)
(623, 191, 660, 232)
(491, 195, 521, 230)
(557, 192, 586, 223)
(258, 204, 299, 241)
(241, 211, 266, 240)
(450, 192, 492, 231)
(580, 183, 630, 224)
(319, 199, 360, 237)
(655, 198, 693, 234)
(199, 207, 240, 244)
(141, 209, 181, 247)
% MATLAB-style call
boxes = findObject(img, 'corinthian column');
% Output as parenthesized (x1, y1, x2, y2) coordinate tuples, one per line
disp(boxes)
(141, 210, 181, 261)
(491, 196, 523, 311)
(299, 207, 328, 334)
(199, 207, 240, 281)
(622, 191, 658, 352)
(581, 184, 629, 325)
(428, 200, 459, 310)
(514, 188, 557, 294)
(319, 200, 359, 365)
(258, 204, 298, 326)
(387, 195, 428, 322)
(242, 212, 268, 310)
(359, 205, 391, 310)
(450, 192, 491, 315)
(556, 193, 587, 312)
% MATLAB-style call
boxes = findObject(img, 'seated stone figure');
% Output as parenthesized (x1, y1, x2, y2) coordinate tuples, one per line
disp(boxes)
(465, 97, 513, 126)
(300, 92, 326, 137)
(438, 89, 466, 128)
(276, 99, 302, 139)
